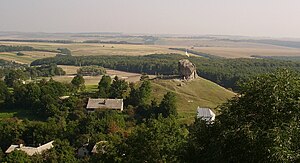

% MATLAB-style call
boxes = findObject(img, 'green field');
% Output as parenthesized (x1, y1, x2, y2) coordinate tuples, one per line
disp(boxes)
(0, 42, 187, 64)
(0, 51, 57, 64)
(151, 78, 235, 123)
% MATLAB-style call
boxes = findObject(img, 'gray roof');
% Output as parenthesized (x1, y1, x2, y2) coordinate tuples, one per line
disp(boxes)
(86, 98, 123, 111)
(197, 107, 216, 121)
(5, 141, 54, 156)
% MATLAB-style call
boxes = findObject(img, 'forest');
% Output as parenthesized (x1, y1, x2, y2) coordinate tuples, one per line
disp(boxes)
(0, 45, 73, 55)
(0, 68, 300, 162)
(31, 54, 300, 90)
(0, 62, 65, 84)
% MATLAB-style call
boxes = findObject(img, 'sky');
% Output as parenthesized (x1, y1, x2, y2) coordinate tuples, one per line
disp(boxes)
(0, 0, 300, 38)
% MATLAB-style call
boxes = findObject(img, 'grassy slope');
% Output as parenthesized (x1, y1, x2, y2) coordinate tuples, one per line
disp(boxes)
(151, 78, 235, 123)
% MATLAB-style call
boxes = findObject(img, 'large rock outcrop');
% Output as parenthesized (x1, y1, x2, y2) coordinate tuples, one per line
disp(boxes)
(178, 59, 198, 80)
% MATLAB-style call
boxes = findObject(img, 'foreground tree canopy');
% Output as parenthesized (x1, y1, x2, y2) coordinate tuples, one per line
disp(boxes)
(189, 69, 300, 162)
(1, 68, 300, 162)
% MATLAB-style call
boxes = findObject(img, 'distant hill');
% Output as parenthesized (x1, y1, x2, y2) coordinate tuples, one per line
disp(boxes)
(151, 78, 235, 123)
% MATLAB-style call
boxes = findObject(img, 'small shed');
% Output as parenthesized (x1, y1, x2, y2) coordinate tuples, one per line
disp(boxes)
(197, 107, 216, 122)
(86, 98, 124, 112)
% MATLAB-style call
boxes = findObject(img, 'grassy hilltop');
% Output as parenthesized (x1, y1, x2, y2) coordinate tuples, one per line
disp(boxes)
(151, 78, 235, 123)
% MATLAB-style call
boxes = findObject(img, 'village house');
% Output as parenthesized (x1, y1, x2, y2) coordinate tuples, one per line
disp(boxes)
(5, 141, 54, 156)
(86, 98, 124, 112)
(197, 107, 216, 123)
(77, 141, 108, 158)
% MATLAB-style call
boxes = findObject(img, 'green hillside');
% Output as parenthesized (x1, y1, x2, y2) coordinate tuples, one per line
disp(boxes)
(151, 78, 235, 123)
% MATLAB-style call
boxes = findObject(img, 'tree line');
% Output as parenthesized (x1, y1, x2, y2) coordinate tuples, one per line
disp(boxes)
(0, 45, 58, 53)
(31, 54, 300, 90)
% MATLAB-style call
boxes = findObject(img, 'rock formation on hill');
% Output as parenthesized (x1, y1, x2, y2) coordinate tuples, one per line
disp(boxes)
(178, 59, 198, 80)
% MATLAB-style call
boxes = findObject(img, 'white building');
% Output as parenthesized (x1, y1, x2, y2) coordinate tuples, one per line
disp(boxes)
(5, 141, 54, 156)
(197, 107, 216, 122)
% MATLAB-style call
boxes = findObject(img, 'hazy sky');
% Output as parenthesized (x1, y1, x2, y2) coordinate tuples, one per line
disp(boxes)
(1, 0, 300, 38)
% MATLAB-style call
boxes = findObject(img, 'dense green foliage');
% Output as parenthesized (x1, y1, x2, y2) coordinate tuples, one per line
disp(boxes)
(6, 79, 69, 118)
(187, 69, 300, 162)
(0, 45, 34, 52)
(158, 92, 178, 118)
(2, 68, 300, 162)
(31, 54, 180, 75)
(0, 45, 57, 53)
(71, 75, 85, 91)
(98, 75, 112, 98)
(31, 54, 300, 90)
(109, 76, 129, 99)
(121, 116, 187, 162)
(126, 80, 152, 107)
(2, 64, 65, 87)
(4, 69, 27, 87)
(28, 64, 66, 77)
(3, 150, 31, 163)
(77, 66, 106, 76)
(0, 59, 23, 68)
(0, 81, 8, 101)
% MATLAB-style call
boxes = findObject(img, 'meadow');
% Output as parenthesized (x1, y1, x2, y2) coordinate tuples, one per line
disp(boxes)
(0, 41, 187, 64)
(1, 39, 300, 63)
(159, 37, 300, 58)
(151, 78, 235, 123)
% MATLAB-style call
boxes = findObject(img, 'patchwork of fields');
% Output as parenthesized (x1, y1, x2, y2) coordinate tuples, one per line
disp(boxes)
(1, 39, 300, 63)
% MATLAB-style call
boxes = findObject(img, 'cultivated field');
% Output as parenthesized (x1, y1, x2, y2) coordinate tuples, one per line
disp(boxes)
(2, 39, 300, 60)
(0, 41, 186, 58)
(0, 51, 57, 64)
(193, 46, 300, 58)
(159, 37, 300, 58)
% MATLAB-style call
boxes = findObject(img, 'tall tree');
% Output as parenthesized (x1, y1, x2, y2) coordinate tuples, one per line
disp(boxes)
(71, 75, 85, 91)
(109, 76, 128, 99)
(98, 75, 112, 98)
(0, 81, 8, 101)
(127, 80, 151, 106)
(158, 92, 177, 118)
(137, 80, 151, 105)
